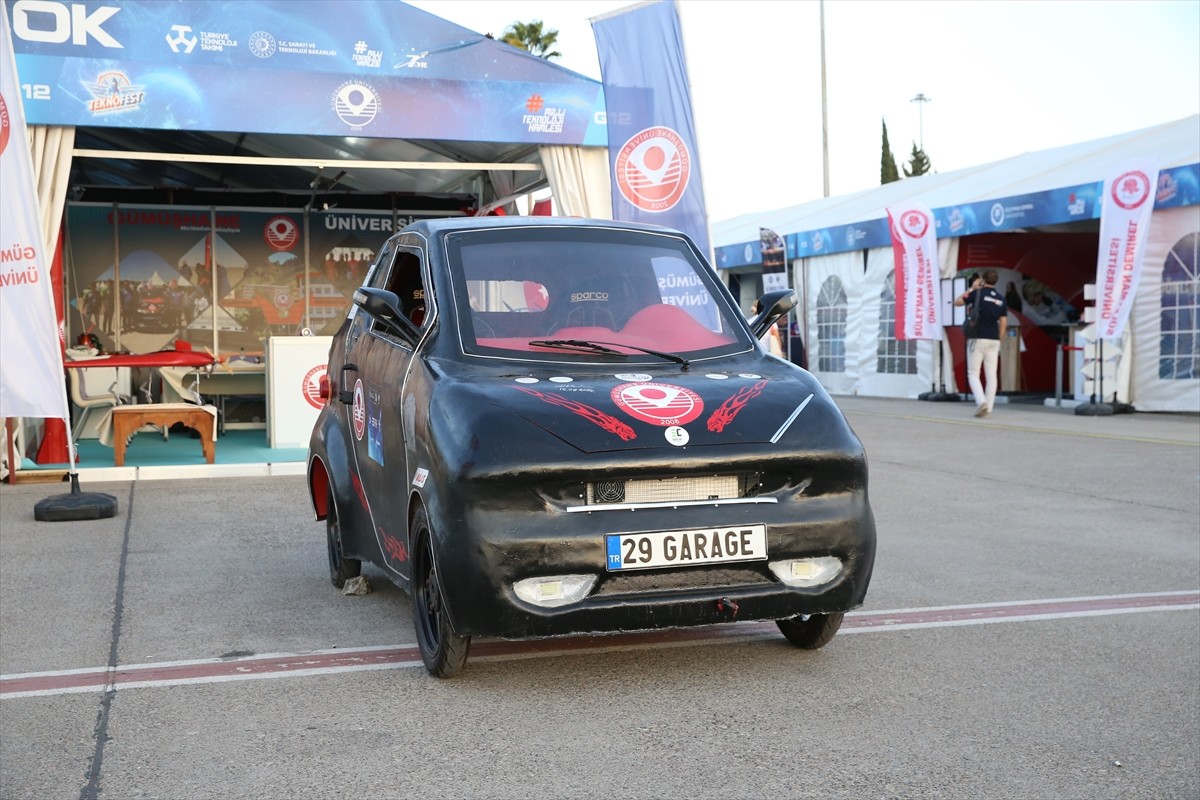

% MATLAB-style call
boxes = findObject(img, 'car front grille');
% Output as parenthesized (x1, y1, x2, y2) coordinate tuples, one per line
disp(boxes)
(585, 475, 751, 506)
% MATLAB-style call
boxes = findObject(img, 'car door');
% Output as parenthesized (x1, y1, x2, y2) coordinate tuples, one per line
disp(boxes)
(340, 244, 429, 582)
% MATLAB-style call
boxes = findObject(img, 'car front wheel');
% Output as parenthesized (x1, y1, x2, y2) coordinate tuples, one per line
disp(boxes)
(411, 508, 470, 678)
(776, 612, 844, 649)
(326, 483, 361, 589)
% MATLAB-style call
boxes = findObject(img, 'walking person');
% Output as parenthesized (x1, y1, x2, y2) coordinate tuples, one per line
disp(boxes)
(955, 269, 1007, 418)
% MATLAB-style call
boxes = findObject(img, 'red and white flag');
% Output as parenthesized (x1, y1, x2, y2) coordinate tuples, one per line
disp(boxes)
(0, 11, 70, 420)
(1094, 159, 1159, 340)
(887, 202, 943, 340)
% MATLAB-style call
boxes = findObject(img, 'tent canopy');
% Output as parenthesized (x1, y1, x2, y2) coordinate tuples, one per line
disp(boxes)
(8, 0, 606, 208)
(714, 115, 1200, 268)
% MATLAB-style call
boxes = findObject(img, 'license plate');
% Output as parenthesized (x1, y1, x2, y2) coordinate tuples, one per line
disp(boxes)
(605, 525, 767, 571)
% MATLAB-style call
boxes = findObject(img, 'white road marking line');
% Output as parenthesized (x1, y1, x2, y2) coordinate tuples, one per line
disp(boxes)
(2, 591, 1196, 699)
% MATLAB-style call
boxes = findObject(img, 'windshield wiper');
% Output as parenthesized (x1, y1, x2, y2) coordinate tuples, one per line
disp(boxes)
(528, 339, 690, 370)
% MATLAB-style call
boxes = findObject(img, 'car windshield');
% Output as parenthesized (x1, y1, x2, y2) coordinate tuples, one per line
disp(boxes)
(447, 226, 751, 363)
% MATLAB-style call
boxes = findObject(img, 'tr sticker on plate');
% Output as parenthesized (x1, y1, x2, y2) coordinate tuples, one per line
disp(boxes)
(605, 525, 766, 571)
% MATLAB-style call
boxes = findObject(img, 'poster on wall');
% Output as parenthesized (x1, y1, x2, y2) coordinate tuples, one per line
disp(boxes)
(64, 205, 420, 356)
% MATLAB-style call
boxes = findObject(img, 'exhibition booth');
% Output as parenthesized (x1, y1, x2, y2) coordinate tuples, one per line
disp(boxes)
(3, 0, 614, 480)
(713, 116, 1200, 413)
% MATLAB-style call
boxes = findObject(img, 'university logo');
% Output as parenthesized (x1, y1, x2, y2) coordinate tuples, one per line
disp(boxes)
(611, 382, 703, 427)
(332, 81, 379, 130)
(0, 92, 10, 157)
(1112, 170, 1151, 210)
(303, 365, 326, 410)
(264, 216, 299, 251)
(899, 210, 930, 238)
(614, 126, 691, 213)
(352, 380, 366, 440)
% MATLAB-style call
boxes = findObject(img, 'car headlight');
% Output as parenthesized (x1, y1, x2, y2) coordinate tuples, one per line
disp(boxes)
(768, 557, 843, 587)
(513, 574, 598, 607)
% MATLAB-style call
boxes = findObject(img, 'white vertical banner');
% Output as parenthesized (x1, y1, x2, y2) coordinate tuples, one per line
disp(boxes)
(0, 11, 69, 420)
(886, 201, 943, 340)
(1094, 159, 1160, 340)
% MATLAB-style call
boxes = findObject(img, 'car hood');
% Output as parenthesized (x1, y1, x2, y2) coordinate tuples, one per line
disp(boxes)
(448, 363, 850, 455)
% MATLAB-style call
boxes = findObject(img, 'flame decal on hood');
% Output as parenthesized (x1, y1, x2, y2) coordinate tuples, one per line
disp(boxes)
(706, 380, 769, 433)
(515, 387, 638, 441)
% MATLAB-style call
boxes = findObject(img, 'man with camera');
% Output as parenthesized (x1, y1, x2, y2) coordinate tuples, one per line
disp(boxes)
(954, 269, 1008, 418)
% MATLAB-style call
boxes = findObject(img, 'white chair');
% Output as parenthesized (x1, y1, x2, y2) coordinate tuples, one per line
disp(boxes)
(68, 368, 122, 442)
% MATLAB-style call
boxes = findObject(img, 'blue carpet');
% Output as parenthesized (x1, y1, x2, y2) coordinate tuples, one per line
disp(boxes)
(25, 429, 306, 470)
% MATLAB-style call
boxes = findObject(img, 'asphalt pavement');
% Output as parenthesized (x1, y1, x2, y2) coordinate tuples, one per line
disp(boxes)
(1, 396, 1197, 800)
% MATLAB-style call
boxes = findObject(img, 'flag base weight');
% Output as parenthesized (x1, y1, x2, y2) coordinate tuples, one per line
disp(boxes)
(1074, 402, 1115, 417)
(34, 474, 118, 522)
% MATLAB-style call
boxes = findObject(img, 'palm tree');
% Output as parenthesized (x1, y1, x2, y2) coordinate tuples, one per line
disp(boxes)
(501, 20, 562, 60)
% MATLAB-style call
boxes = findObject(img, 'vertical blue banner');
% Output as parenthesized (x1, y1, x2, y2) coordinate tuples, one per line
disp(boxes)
(592, 1, 711, 258)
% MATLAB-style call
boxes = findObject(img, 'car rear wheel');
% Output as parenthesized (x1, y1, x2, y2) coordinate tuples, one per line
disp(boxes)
(326, 483, 361, 589)
(776, 612, 844, 649)
(412, 508, 470, 678)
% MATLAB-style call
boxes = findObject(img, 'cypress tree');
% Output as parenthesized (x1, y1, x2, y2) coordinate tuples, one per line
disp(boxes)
(881, 120, 900, 184)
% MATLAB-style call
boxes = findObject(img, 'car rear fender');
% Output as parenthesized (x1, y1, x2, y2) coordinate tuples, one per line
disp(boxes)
(309, 408, 355, 526)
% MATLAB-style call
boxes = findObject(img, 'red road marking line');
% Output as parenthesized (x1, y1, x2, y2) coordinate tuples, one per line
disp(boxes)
(3, 591, 1195, 698)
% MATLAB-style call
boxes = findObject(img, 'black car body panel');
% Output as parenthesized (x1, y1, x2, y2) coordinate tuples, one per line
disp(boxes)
(308, 217, 875, 645)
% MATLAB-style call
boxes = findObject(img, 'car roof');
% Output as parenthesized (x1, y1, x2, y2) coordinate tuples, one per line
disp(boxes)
(399, 216, 689, 238)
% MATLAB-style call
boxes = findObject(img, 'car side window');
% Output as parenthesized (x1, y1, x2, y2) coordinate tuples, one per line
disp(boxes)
(362, 242, 394, 290)
(380, 248, 428, 331)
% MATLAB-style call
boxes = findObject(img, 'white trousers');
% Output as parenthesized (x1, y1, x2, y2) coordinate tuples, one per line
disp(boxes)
(967, 338, 1001, 411)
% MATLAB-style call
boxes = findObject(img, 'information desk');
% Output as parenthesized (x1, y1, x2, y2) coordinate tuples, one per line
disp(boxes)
(267, 336, 332, 448)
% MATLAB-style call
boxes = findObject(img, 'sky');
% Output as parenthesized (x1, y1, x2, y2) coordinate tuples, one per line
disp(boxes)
(407, 0, 1200, 223)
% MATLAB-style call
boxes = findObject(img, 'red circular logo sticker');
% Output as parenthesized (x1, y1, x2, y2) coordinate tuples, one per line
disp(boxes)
(1111, 170, 1151, 211)
(899, 209, 929, 238)
(614, 126, 691, 213)
(351, 379, 366, 440)
(611, 382, 703, 427)
(264, 216, 299, 251)
(0, 92, 10, 157)
(302, 364, 326, 410)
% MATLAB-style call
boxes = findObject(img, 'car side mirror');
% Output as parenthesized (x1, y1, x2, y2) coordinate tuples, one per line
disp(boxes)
(353, 287, 406, 336)
(750, 289, 797, 339)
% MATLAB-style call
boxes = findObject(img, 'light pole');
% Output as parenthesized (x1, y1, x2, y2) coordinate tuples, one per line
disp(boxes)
(910, 93, 931, 150)
(820, 0, 829, 198)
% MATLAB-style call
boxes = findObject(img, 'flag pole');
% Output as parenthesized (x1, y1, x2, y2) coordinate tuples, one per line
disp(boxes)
(1, 11, 116, 518)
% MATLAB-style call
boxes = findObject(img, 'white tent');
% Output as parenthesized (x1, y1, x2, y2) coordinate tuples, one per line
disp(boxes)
(712, 116, 1200, 412)
(714, 116, 1199, 249)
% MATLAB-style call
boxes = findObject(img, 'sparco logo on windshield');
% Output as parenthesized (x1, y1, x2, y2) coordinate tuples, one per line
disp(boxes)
(614, 126, 691, 213)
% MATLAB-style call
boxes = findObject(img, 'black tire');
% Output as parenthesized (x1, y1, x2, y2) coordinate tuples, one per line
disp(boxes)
(326, 483, 360, 589)
(411, 508, 470, 678)
(776, 612, 844, 649)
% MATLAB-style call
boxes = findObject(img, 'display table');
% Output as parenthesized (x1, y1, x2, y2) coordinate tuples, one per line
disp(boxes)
(106, 404, 217, 466)
(159, 362, 267, 404)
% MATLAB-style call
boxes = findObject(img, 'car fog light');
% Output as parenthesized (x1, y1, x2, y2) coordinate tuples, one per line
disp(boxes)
(769, 557, 843, 587)
(513, 575, 597, 607)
